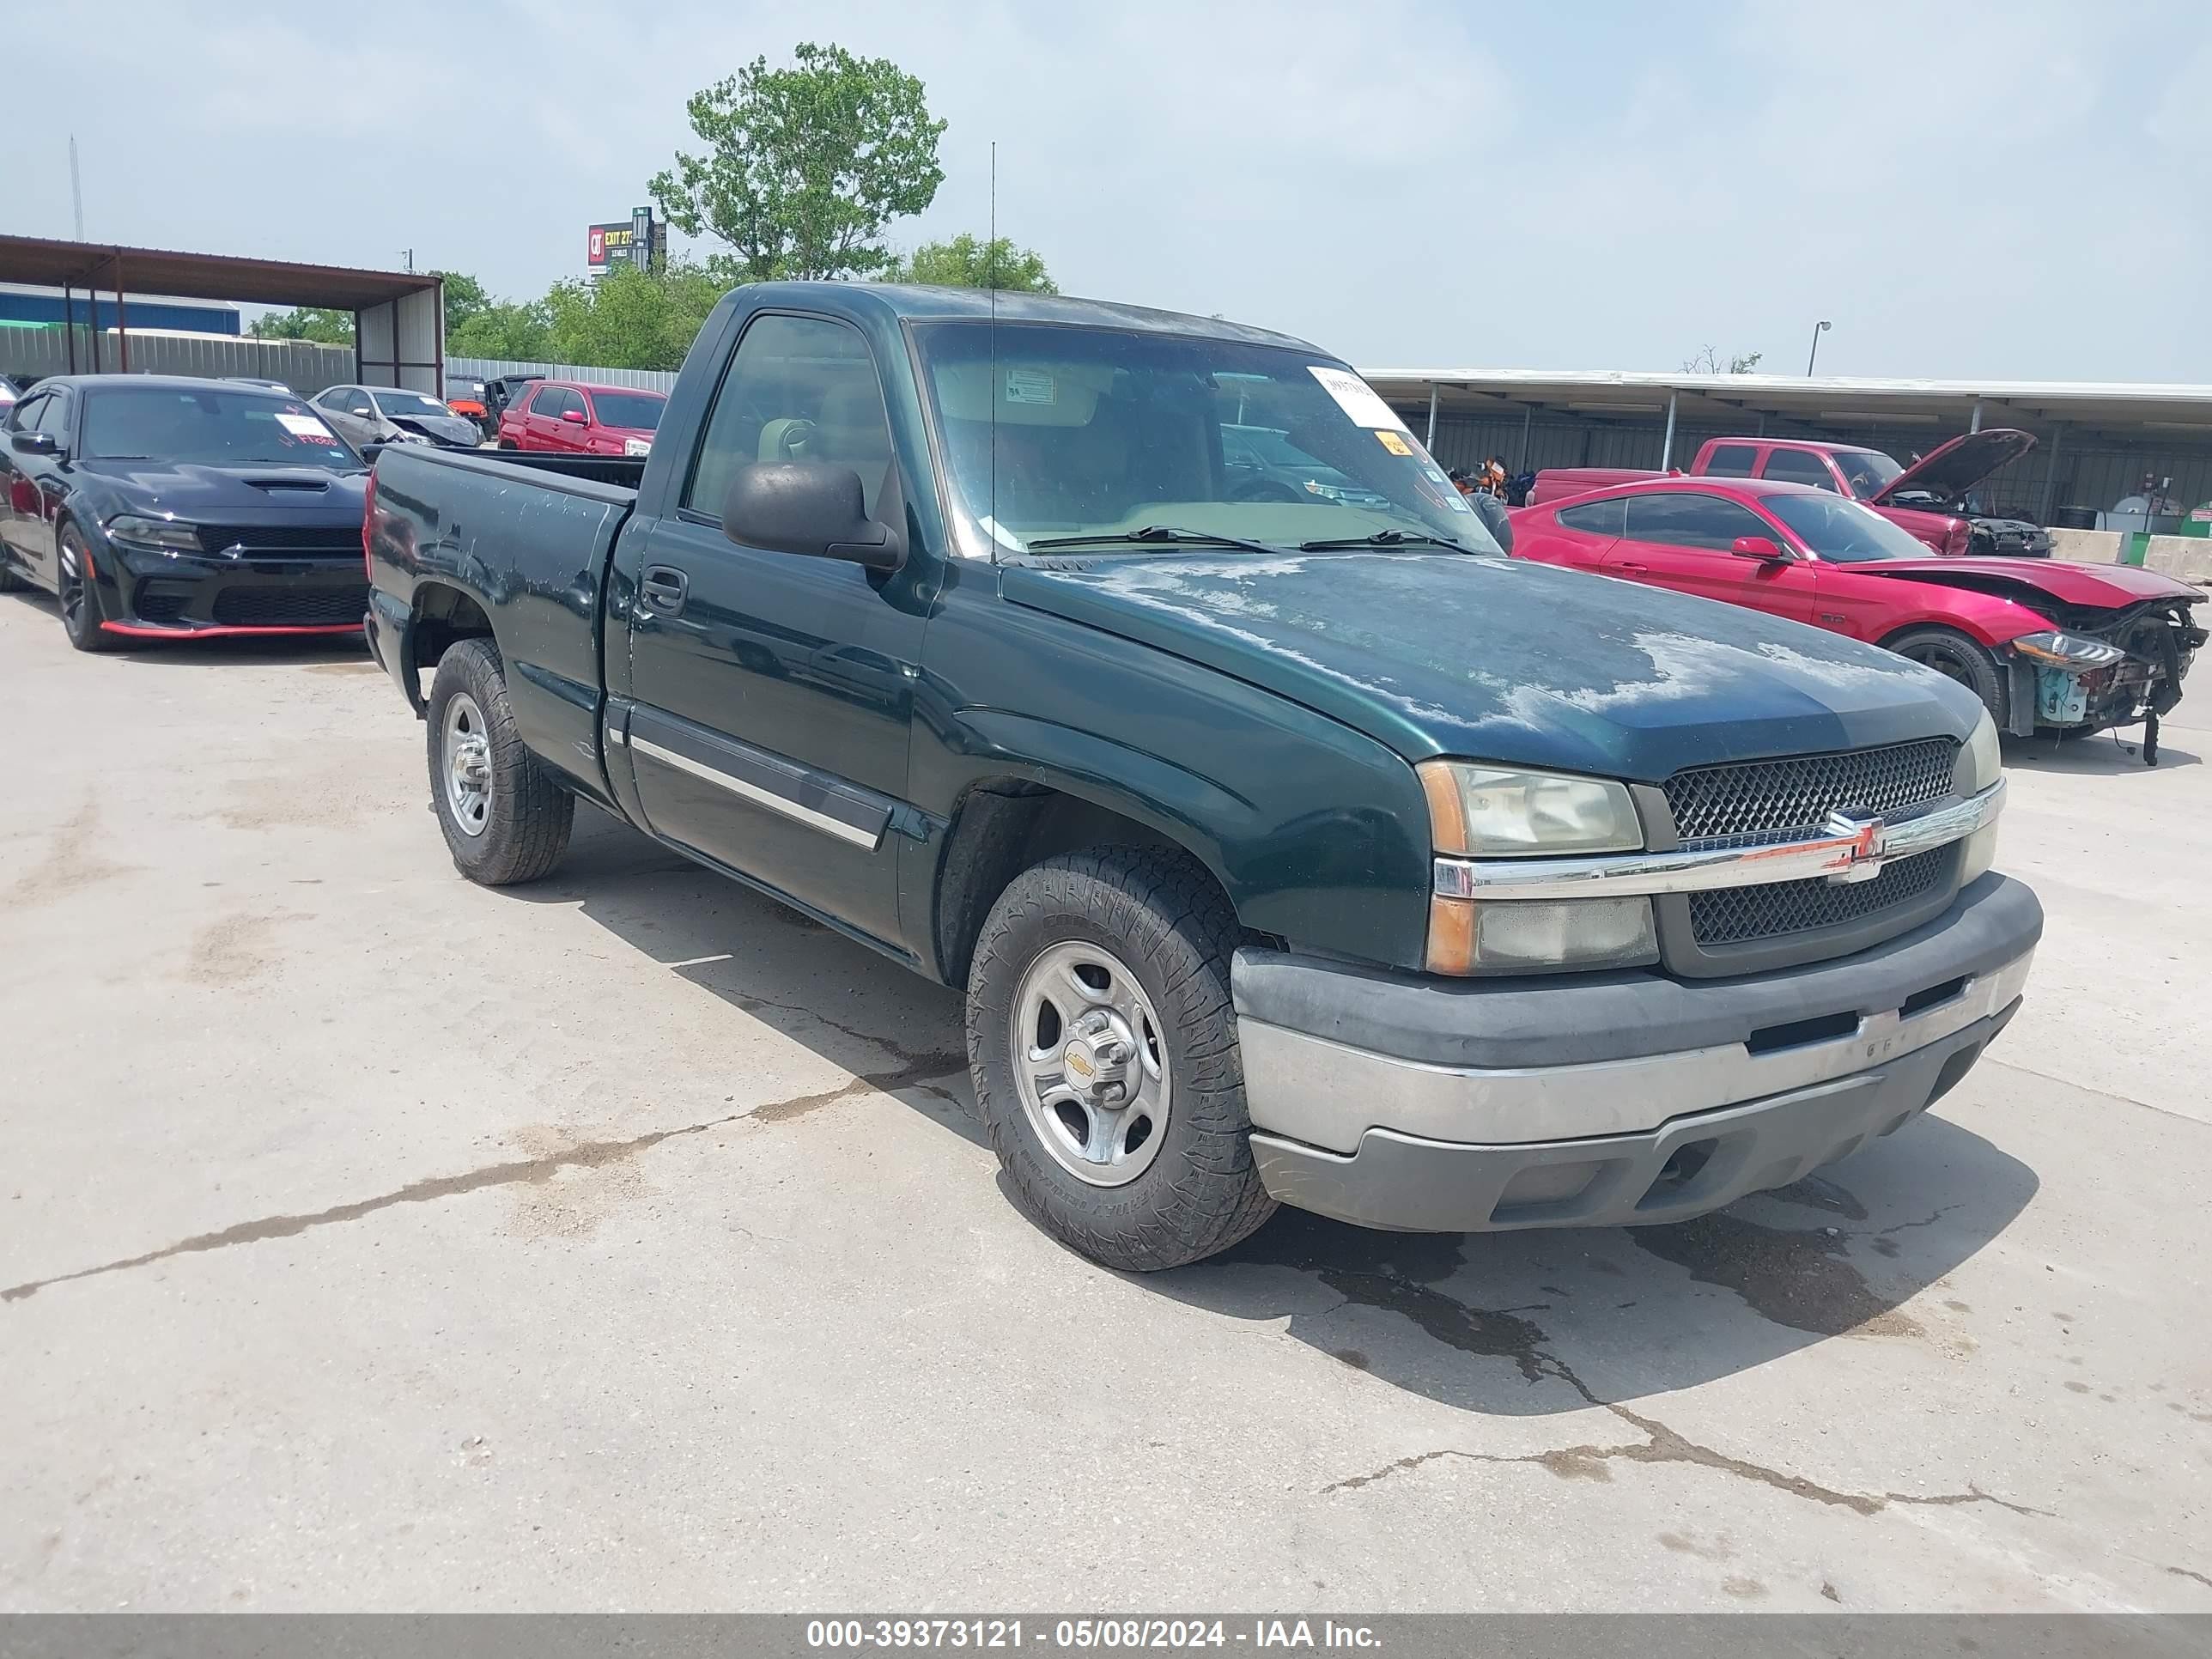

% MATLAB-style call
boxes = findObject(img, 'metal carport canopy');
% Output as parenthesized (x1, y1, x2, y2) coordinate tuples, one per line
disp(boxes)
(1360, 367, 2212, 436)
(0, 234, 443, 392)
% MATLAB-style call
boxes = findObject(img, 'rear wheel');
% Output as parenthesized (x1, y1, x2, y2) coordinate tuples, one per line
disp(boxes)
(967, 848, 1276, 1271)
(425, 638, 574, 884)
(1887, 626, 2005, 724)
(57, 524, 120, 653)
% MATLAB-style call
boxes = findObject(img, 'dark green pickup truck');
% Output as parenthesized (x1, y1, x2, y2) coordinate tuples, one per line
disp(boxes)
(364, 283, 2040, 1269)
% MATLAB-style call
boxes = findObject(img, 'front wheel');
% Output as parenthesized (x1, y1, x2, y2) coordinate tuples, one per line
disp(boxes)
(57, 525, 120, 653)
(1887, 626, 2006, 725)
(425, 638, 574, 884)
(967, 848, 1276, 1271)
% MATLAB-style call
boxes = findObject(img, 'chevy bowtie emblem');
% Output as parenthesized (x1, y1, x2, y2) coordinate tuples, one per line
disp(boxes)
(1824, 810, 1888, 884)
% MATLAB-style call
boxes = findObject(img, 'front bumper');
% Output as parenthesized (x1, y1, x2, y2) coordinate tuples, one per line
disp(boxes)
(101, 543, 368, 639)
(1232, 872, 2041, 1233)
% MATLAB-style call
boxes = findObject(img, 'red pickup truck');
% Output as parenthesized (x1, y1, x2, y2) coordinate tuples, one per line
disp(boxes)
(1530, 430, 2050, 558)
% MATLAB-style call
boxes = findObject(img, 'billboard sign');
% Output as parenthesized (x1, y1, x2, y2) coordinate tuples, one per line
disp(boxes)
(587, 212, 663, 274)
(586, 222, 635, 269)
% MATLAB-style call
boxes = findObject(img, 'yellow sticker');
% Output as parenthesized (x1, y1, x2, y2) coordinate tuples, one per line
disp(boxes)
(1376, 429, 1413, 456)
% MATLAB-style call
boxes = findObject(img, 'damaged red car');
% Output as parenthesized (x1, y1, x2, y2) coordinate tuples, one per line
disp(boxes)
(1511, 475, 2204, 741)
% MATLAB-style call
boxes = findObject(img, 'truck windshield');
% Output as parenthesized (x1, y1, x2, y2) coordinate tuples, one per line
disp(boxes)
(913, 322, 1497, 559)
(81, 387, 362, 469)
(1835, 448, 1904, 496)
(1763, 491, 1930, 564)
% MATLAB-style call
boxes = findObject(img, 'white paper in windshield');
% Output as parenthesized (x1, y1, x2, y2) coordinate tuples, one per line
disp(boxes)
(1308, 366, 1410, 433)
(276, 411, 338, 442)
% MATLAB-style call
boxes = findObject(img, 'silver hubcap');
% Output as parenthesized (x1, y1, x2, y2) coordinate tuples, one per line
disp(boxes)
(1011, 940, 1170, 1188)
(441, 692, 492, 837)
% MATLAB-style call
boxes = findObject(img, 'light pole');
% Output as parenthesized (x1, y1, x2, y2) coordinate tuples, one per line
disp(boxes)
(1806, 319, 1832, 376)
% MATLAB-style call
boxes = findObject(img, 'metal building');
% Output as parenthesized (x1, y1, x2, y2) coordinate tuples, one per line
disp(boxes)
(1368, 368, 2212, 526)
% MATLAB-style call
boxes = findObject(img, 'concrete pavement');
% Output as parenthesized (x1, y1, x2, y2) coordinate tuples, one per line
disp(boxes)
(0, 590, 2206, 1612)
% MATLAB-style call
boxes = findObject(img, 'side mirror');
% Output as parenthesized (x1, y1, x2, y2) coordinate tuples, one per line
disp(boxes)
(10, 430, 58, 457)
(560, 409, 586, 425)
(1731, 534, 1790, 563)
(723, 461, 904, 572)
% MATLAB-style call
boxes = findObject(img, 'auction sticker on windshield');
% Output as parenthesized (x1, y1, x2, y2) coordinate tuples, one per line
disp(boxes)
(276, 410, 339, 442)
(1376, 428, 1413, 456)
(1308, 366, 1410, 432)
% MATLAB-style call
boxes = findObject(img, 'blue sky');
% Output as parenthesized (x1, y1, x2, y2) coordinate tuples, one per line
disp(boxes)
(13, 0, 2210, 380)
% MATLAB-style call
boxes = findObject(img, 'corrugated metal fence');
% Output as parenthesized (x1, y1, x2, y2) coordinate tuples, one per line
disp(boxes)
(0, 327, 355, 393)
(447, 356, 679, 395)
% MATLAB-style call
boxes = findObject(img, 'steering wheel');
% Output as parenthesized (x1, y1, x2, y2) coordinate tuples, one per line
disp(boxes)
(1228, 477, 1307, 504)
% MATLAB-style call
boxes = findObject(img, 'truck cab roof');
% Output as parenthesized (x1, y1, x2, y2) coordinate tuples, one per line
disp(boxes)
(739, 281, 1325, 353)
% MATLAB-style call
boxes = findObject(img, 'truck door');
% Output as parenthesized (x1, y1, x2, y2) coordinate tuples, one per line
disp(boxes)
(1609, 490, 1816, 625)
(620, 310, 924, 946)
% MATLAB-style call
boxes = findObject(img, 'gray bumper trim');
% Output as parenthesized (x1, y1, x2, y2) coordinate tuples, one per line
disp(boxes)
(1232, 872, 2040, 1072)
(1250, 1001, 2018, 1235)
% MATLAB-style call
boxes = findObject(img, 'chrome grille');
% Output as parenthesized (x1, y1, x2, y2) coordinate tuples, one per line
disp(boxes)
(1689, 848, 1949, 946)
(1663, 738, 1959, 853)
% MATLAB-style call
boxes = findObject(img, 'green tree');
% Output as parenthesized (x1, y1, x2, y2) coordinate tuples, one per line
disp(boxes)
(436, 271, 492, 337)
(255, 307, 353, 345)
(541, 263, 725, 370)
(650, 44, 946, 282)
(893, 234, 1056, 294)
(450, 299, 554, 362)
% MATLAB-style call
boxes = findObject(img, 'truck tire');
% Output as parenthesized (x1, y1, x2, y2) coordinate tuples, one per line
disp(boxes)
(967, 848, 1276, 1271)
(425, 638, 574, 885)
(1887, 626, 2006, 726)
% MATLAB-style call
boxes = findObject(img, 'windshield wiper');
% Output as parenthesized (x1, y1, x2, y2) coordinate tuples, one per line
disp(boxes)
(1026, 525, 1287, 557)
(1297, 530, 1470, 552)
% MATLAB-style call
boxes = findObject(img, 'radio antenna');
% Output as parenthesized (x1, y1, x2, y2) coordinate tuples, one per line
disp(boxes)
(988, 138, 998, 556)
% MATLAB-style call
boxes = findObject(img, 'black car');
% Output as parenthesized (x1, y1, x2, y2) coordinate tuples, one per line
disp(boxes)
(479, 374, 544, 428)
(0, 375, 371, 651)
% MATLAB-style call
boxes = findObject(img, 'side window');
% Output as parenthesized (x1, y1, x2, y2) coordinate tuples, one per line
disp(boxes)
(534, 387, 574, 417)
(686, 313, 896, 520)
(1555, 495, 1626, 537)
(1626, 492, 1771, 551)
(1703, 443, 1757, 477)
(1761, 448, 1840, 491)
(9, 393, 47, 434)
(34, 393, 72, 441)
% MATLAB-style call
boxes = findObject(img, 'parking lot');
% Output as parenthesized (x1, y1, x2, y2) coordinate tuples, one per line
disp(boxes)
(1, 587, 2207, 1613)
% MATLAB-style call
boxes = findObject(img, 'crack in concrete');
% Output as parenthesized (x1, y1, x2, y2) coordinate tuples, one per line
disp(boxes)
(1313, 1262, 2045, 1521)
(2169, 1565, 2212, 1591)
(2, 1058, 966, 1304)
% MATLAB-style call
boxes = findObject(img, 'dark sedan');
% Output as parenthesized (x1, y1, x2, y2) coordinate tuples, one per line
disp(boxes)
(0, 375, 370, 651)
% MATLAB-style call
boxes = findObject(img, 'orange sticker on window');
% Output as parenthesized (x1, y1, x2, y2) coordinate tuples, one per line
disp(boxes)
(1376, 429, 1413, 456)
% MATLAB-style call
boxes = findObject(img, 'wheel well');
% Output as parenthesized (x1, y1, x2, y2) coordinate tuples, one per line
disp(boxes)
(933, 781, 1234, 989)
(1877, 621, 1988, 655)
(410, 583, 494, 671)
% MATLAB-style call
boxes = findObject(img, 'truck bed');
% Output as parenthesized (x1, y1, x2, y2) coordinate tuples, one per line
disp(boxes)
(364, 443, 641, 800)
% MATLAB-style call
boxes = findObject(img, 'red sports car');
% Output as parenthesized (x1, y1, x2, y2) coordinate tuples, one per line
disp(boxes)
(1510, 475, 2203, 738)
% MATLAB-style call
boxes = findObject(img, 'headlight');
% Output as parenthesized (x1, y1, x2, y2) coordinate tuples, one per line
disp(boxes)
(105, 513, 201, 552)
(1417, 761, 1643, 857)
(2012, 629, 2124, 669)
(1963, 708, 2002, 793)
(624, 436, 653, 458)
(1419, 761, 1653, 975)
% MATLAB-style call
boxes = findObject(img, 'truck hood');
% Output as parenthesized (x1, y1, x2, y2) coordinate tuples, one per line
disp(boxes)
(1846, 556, 2201, 609)
(73, 459, 368, 520)
(1000, 551, 1982, 782)
(1872, 429, 2036, 506)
